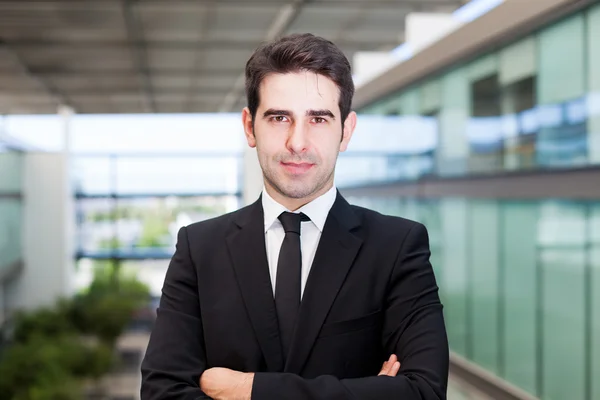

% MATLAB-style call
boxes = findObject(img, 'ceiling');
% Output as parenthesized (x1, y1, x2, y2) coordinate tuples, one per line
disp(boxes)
(0, 0, 464, 115)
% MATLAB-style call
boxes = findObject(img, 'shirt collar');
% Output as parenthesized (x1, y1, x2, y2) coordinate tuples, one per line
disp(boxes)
(262, 184, 337, 233)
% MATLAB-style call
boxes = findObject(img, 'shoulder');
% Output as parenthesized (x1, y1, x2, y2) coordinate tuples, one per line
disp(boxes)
(348, 203, 428, 244)
(350, 204, 424, 231)
(182, 203, 249, 238)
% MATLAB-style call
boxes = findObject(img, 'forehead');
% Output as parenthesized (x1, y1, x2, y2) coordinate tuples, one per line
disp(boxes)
(258, 71, 340, 113)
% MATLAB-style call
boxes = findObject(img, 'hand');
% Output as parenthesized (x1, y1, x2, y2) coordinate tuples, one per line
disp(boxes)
(200, 367, 254, 400)
(378, 354, 401, 376)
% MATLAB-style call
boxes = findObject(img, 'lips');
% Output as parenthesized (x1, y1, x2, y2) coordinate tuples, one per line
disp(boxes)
(281, 162, 314, 174)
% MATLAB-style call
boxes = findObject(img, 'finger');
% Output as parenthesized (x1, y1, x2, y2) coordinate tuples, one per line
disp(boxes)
(378, 362, 389, 376)
(382, 361, 400, 377)
(379, 359, 394, 376)
(378, 354, 396, 375)
(389, 361, 400, 376)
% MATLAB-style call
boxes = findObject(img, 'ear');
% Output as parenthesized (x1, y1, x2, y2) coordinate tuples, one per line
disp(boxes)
(339, 111, 357, 152)
(242, 107, 256, 148)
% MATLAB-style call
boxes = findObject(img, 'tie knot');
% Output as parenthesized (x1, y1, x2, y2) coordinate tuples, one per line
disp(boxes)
(278, 212, 310, 234)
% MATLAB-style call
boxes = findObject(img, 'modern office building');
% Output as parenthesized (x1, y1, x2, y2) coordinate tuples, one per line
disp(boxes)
(347, 1, 600, 400)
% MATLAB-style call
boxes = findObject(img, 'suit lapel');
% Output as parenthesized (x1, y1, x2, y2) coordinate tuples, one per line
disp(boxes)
(225, 197, 284, 372)
(284, 192, 363, 374)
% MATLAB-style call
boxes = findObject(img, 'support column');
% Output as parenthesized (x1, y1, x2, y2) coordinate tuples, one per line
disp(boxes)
(243, 146, 263, 206)
(5, 106, 76, 312)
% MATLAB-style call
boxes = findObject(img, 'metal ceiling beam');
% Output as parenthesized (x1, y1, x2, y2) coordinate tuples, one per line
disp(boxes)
(6, 38, 401, 51)
(219, 0, 309, 112)
(0, 39, 73, 111)
(121, 0, 156, 113)
(0, 0, 463, 8)
(1, 88, 228, 96)
(0, 67, 242, 77)
(184, 0, 216, 113)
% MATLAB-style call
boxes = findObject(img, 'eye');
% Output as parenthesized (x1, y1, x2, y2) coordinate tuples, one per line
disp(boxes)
(270, 115, 288, 123)
(312, 117, 327, 124)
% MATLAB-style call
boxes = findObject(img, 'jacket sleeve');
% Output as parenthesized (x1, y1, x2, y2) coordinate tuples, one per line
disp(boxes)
(251, 222, 449, 400)
(140, 226, 210, 399)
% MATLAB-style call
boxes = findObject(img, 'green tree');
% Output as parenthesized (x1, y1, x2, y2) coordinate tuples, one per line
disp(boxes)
(138, 214, 169, 248)
(0, 262, 151, 400)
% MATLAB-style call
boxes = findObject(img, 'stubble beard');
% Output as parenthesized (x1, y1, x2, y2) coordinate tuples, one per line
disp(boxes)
(261, 154, 336, 200)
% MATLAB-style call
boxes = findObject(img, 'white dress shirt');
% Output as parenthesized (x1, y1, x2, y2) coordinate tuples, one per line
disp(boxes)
(262, 185, 337, 299)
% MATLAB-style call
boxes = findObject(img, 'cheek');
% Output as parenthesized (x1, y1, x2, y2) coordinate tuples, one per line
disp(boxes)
(255, 133, 280, 160)
(315, 135, 341, 160)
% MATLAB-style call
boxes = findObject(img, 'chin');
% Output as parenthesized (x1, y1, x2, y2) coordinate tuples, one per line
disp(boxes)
(280, 187, 313, 199)
(276, 182, 317, 200)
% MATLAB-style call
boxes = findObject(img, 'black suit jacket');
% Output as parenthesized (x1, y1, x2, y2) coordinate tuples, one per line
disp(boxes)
(140, 192, 449, 399)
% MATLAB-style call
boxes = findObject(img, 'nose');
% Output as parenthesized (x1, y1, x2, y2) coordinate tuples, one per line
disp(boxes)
(286, 121, 309, 154)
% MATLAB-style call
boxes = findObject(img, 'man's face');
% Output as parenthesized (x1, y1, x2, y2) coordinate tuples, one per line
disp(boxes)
(242, 71, 356, 204)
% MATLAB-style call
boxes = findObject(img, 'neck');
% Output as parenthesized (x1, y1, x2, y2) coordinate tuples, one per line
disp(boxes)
(264, 181, 333, 211)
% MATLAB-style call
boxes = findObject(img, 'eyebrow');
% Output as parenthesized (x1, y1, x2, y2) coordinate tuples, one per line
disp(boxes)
(263, 109, 291, 118)
(262, 108, 336, 119)
(307, 109, 335, 119)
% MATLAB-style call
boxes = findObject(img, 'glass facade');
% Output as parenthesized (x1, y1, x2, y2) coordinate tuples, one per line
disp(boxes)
(358, 3, 600, 179)
(346, 197, 600, 400)
(76, 194, 241, 259)
(1, 112, 245, 292)
(352, 5, 600, 399)
(66, 114, 245, 261)
(0, 147, 23, 272)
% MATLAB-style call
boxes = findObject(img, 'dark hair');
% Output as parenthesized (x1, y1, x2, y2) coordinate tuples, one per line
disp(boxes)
(245, 33, 354, 124)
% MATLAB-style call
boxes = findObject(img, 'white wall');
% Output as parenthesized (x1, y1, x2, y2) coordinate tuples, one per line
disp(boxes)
(5, 152, 75, 313)
(243, 147, 263, 206)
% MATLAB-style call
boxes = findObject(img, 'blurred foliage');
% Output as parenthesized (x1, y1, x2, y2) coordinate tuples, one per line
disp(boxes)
(87, 200, 224, 225)
(96, 236, 123, 250)
(138, 214, 170, 248)
(87, 200, 227, 253)
(0, 261, 150, 400)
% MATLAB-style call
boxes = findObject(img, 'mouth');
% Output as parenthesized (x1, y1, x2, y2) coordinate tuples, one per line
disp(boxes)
(280, 161, 314, 174)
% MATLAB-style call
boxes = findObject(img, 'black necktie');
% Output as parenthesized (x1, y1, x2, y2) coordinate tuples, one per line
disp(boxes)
(275, 211, 310, 360)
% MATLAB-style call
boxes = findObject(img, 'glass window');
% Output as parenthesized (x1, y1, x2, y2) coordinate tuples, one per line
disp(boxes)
(501, 201, 538, 396)
(439, 68, 470, 176)
(70, 113, 245, 154)
(539, 201, 586, 400)
(537, 14, 587, 168)
(439, 198, 468, 356)
(72, 156, 113, 195)
(380, 94, 404, 116)
(114, 156, 241, 195)
(420, 80, 441, 115)
(3, 115, 64, 151)
(591, 202, 600, 400)
(0, 150, 22, 193)
(468, 54, 498, 82)
(0, 198, 22, 270)
(468, 200, 500, 373)
(499, 37, 536, 87)
(358, 6, 600, 173)
(538, 14, 586, 105)
(468, 73, 503, 173)
(588, 4, 600, 164)
(501, 76, 537, 170)
(398, 88, 420, 116)
(76, 195, 240, 259)
(347, 196, 599, 399)
(72, 155, 242, 196)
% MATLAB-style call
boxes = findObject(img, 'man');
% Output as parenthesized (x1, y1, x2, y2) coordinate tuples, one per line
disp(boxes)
(141, 33, 448, 399)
